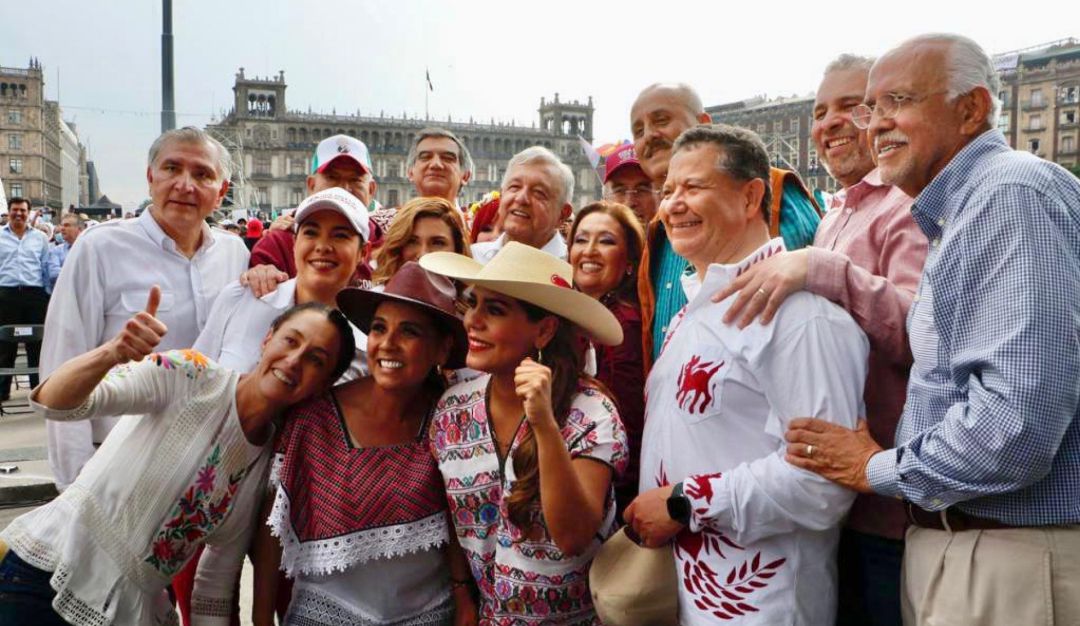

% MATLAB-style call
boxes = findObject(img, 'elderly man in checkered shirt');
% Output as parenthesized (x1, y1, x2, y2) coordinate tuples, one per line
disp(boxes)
(785, 33, 1080, 625)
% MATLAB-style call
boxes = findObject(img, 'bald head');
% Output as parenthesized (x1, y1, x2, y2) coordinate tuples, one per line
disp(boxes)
(631, 83, 712, 184)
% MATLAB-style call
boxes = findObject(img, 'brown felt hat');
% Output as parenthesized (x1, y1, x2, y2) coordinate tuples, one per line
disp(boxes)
(337, 262, 468, 368)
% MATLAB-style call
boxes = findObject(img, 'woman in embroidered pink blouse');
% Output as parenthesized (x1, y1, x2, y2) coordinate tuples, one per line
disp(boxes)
(420, 243, 628, 626)
(252, 263, 477, 626)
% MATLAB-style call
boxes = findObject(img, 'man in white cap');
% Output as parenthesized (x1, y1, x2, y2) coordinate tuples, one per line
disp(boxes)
(247, 134, 377, 294)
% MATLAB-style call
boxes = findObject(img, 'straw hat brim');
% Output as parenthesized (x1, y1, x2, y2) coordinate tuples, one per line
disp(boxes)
(419, 252, 624, 347)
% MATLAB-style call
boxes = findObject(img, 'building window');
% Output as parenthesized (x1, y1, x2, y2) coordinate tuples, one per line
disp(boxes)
(290, 158, 305, 176)
(254, 155, 271, 175)
(1064, 111, 1077, 126)
(388, 189, 399, 207)
(756, 123, 766, 134)
(999, 113, 1010, 132)
(807, 149, 820, 173)
(9, 157, 21, 174)
(998, 89, 1009, 106)
(8, 133, 21, 150)
(791, 118, 800, 135)
(1031, 114, 1043, 131)
(1031, 89, 1044, 107)
(9, 183, 22, 196)
(1063, 86, 1078, 104)
(1029, 138, 1040, 153)
(1063, 136, 1075, 154)
(7, 109, 20, 124)
(291, 188, 304, 206)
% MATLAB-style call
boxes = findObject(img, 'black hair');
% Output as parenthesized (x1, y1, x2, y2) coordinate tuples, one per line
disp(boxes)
(673, 124, 773, 223)
(269, 302, 356, 381)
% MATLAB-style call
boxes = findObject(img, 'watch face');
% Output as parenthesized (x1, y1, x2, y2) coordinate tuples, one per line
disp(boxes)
(667, 493, 691, 524)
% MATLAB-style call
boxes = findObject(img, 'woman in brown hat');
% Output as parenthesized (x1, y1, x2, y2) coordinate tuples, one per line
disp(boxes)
(251, 262, 476, 626)
(420, 242, 628, 625)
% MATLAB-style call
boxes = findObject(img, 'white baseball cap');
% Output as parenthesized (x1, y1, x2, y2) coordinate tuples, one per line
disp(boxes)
(311, 134, 373, 176)
(293, 187, 370, 242)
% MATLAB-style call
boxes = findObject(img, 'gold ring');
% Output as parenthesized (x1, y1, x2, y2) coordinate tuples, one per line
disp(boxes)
(806, 444, 815, 458)
(756, 287, 769, 298)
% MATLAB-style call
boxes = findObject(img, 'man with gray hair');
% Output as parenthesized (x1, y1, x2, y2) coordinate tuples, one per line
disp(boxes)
(42, 126, 249, 488)
(714, 53, 926, 626)
(623, 124, 867, 625)
(470, 145, 574, 263)
(785, 34, 1080, 625)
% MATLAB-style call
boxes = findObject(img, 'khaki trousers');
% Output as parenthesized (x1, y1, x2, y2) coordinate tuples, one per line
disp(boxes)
(902, 521, 1080, 625)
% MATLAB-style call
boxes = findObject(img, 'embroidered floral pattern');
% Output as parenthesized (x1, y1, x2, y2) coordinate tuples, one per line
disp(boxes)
(149, 349, 210, 379)
(144, 445, 248, 576)
(431, 375, 627, 625)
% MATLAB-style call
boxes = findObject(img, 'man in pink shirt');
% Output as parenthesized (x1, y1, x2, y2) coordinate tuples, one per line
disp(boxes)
(714, 54, 927, 626)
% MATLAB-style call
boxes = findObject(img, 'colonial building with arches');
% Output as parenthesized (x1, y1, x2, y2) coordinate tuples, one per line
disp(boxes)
(206, 68, 598, 212)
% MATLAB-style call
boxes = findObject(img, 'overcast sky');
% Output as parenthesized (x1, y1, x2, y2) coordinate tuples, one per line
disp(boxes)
(2, 0, 1077, 208)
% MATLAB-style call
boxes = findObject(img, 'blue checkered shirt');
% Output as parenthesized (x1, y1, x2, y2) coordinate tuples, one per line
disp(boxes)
(866, 130, 1080, 525)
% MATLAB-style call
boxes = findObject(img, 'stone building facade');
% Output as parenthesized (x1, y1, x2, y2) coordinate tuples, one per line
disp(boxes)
(707, 95, 832, 193)
(0, 59, 92, 211)
(996, 39, 1080, 169)
(205, 69, 599, 212)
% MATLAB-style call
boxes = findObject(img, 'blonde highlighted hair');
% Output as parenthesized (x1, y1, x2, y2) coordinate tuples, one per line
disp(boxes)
(373, 197, 471, 284)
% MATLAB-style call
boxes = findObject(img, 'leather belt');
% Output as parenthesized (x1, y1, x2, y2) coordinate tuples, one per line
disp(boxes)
(0, 538, 8, 562)
(905, 502, 1016, 531)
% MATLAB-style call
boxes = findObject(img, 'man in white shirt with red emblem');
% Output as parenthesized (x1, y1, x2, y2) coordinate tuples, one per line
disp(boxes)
(42, 127, 249, 489)
(624, 124, 868, 624)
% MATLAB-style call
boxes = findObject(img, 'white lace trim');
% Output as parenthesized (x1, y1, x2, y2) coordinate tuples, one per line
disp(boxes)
(268, 487, 449, 577)
(286, 586, 453, 626)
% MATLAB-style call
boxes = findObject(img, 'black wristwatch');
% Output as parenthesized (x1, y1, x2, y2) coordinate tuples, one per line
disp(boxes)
(666, 482, 692, 526)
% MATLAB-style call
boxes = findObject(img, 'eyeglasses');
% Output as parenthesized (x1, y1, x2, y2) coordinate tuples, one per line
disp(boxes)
(605, 186, 659, 201)
(851, 91, 949, 129)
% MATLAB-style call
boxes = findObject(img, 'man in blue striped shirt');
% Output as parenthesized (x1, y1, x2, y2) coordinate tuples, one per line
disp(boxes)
(0, 197, 50, 401)
(785, 33, 1080, 624)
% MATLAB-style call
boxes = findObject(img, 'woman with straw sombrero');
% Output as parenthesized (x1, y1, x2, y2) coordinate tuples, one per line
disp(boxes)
(420, 242, 629, 625)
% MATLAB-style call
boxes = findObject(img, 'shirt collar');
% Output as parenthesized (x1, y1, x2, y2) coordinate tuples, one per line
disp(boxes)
(830, 168, 888, 210)
(912, 129, 1008, 238)
(261, 278, 298, 308)
(493, 231, 568, 258)
(140, 207, 217, 254)
(681, 237, 787, 310)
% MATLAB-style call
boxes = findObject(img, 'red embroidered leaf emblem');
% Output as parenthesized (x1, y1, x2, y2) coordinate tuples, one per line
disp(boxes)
(682, 552, 787, 620)
(685, 472, 723, 505)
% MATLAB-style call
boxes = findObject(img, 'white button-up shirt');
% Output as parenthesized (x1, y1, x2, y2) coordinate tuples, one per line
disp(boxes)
(469, 231, 567, 264)
(640, 238, 868, 626)
(42, 209, 249, 488)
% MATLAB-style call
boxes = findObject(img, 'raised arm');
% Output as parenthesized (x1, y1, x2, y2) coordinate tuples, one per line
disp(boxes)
(516, 359, 624, 557)
(35, 286, 167, 411)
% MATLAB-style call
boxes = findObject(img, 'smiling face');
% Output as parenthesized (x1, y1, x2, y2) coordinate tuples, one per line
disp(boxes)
(308, 158, 375, 206)
(463, 287, 554, 375)
(866, 43, 972, 197)
(631, 87, 706, 184)
(146, 139, 229, 239)
(498, 161, 568, 249)
(403, 215, 456, 263)
(294, 209, 363, 297)
(366, 300, 451, 392)
(569, 211, 630, 300)
(812, 67, 876, 188)
(407, 136, 469, 201)
(5, 201, 29, 233)
(660, 144, 766, 275)
(253, 309, 343, 405)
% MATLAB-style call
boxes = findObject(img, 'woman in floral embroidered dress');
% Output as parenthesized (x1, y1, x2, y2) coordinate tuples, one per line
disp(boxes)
(0, 297, 355, 626)
(420, 243, 629, 626)
(252, 262, 478, 626)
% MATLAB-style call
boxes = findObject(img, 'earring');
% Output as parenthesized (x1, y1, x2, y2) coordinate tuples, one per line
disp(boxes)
(536, 347, 544, 364)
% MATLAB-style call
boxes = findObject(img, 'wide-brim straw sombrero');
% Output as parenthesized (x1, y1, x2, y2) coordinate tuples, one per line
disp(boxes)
(419, 241, 623, 346)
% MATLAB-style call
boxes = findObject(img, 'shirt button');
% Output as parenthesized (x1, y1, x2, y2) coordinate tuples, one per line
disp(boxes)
(937, 218, 945, 227)
(845, 208, 853, 214)
(913, 294, 921, 302)
(932, 238, 941, 248)
(661, 326, 668, 333)
(665, 282, 672, 289)
(932, 498, 944, 507)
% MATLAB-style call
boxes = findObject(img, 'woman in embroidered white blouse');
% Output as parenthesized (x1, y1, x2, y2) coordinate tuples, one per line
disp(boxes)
(0, 294, 356, 626)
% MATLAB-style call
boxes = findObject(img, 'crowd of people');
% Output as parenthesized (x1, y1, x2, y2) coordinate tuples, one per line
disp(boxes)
(1, 31, 1079, 626)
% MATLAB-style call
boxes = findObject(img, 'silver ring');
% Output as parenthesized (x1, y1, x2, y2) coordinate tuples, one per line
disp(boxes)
(806, 444, 815, 458)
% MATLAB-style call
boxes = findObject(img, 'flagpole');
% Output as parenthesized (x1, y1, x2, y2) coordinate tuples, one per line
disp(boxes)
(425, 68, 430, 120)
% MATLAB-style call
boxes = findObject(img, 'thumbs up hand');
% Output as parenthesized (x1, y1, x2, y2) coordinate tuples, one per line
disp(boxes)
(107, 285, 169, 364)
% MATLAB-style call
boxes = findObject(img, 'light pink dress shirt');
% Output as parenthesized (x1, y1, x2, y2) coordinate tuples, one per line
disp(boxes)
(805, 168, 926, 539)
